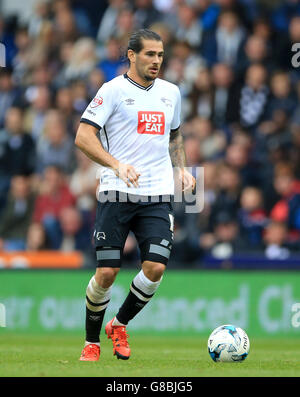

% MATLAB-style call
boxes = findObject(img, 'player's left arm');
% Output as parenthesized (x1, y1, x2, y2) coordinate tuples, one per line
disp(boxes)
(169, 128, 196, 191)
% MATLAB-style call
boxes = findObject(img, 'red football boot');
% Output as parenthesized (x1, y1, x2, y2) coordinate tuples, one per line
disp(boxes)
(79, 343, 100, 361)
(105, 318, 131, 360)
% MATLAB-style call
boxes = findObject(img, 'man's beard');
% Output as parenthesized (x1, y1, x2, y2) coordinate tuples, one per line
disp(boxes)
(144, 73, 155, 82)
(137, 65, 158, 82)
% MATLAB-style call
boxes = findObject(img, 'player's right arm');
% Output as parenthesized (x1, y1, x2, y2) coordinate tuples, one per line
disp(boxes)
(76, 81, 140, 188)
(75, 123, 140, 188)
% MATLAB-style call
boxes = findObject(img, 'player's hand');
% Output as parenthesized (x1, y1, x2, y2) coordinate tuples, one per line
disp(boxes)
(179, 168, 196, 192)
(114, 162, 141, 188)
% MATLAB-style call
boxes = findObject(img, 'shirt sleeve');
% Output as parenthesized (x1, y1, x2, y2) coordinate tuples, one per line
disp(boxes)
(80, 82, 116, 130)
(170, 86, 181, 131)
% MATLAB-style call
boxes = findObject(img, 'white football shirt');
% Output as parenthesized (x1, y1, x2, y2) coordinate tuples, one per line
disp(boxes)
(80, 73, 181, 196)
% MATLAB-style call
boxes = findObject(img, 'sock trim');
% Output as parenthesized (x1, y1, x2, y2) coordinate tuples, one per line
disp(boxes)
(130, 281, 154, 302)
(86, 295, 110, 307)
(85, 341, 100, 347)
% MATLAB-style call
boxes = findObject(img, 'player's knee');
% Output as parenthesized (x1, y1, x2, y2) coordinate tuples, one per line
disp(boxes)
(140, 237, 172, 268)
(94, 267, 120, 288)
(142, 261, 166, 282)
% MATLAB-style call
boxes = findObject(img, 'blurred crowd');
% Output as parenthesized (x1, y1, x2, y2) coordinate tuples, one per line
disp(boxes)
(1, 0, 300, 265)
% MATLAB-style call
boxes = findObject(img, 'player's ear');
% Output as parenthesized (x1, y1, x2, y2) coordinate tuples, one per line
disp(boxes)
(127, 49, 136, 64)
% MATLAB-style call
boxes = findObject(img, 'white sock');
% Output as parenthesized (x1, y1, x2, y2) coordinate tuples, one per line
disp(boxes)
(86, 276, 111, 311)
(112, 270, 163, 326)
(85, 341, 100, 347)
(133, 269, 162, 296)
(112, 317, 126, 326)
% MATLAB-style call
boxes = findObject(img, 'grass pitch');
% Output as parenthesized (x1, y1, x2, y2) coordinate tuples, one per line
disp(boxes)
(0, 333, 299, 377)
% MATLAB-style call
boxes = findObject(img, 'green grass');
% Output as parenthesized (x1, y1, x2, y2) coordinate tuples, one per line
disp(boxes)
(0, 334, 299, 377)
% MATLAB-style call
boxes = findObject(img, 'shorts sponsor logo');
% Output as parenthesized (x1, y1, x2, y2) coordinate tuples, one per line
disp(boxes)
(137, 111, 165, 135)
(90, 96, 103, 108)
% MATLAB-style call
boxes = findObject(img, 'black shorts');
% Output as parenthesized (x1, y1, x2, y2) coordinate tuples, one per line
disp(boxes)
(94, 191, 174, 267)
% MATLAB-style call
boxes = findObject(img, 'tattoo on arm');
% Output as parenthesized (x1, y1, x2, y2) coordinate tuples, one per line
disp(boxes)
(169, 128, 186, 168)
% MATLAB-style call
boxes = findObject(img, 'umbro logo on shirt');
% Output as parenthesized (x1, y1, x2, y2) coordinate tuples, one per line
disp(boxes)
(125, 98, 135, 105)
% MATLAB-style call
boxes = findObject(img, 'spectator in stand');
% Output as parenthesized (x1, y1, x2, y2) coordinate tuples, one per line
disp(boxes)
(201, 10, 246, 67)
(53, 40, 75, 89)
(35, 109, 76, 174)
(290, 82, 300, 177)
(192, 117, 227, 161)
(213, 0, 256, 30)
(0, 106, 36, 179)
(97, 37, 125, 82)
(263, 221, 291, 260)
(0, 68, 20, 129)
(225, 142, 262, 187)
(69, 149, 98, 214)
(27, 64, 53, 91)
(0, 175, 35, 251)
(209, 162, 241, 227)
(28, 0, 52, 39)
(54, 85, 78, 136)
(195, 0, 220, 32)
(210, 63, 235, 128)
(185, 161, 219, 261)
(148, 21, 172, 55)
(271, 0, 300, 33)
(11, 27, 32, 86)
(256, 109, 292, 171)
(253, 17, 273, 44)
(26, 222, 49, 251)
(264, 71, 297, 121)
(235, 34, 274, 82)
(114, 6, 138, 46)
(70, 80, 89, 114)
(270, 162, 300, 242)
(96, 0, 129, 44)
(192, 161, 219, 238)
(63, 37, 98, 83)
(188, 67, 213, 119)
(173, 3, 203, 48)
(86, 68, 105, 100)
(183, 135, 202, 167)
(230, 63, 269, 131)
(200, 211, 244, 260)
(23, 85, 52, 143)
(52, 0, 80, 44)
(168, 39, 206, 85)
(238, 186, 268, 249)
(57, 206, 92, 252)
(33, 165, 76, 249)
(134, 0, 163, 29)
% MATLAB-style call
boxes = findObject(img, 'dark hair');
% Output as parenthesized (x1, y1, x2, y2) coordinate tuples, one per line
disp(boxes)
(127, 29, 162, 54)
